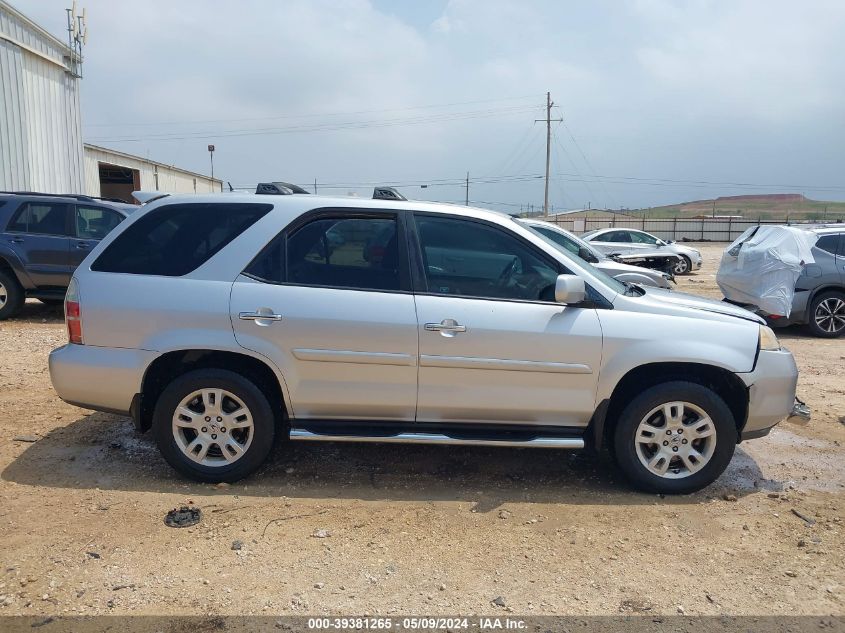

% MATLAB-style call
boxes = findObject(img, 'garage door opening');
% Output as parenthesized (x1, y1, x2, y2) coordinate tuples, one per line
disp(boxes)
(98, 163, 140, 203)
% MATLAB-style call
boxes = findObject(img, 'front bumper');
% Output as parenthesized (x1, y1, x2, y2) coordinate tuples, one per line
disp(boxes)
(49, 344, 158, 415)
(737, 348, 801, 440)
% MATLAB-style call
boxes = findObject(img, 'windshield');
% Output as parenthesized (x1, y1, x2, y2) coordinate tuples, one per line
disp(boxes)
(516, 219, 628, 295)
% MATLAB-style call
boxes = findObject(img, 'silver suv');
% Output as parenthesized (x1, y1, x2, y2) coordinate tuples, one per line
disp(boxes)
(49, 195, 802, 493)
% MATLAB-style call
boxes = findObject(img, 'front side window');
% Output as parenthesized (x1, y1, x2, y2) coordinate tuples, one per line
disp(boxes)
(92, 203, 272, 276)
(415, 215, 559, 302)
(285, 216, 401, 291)
(6, 202, 69, 236)
(76, 206, 124, 240)
(533, 225, 581, 256)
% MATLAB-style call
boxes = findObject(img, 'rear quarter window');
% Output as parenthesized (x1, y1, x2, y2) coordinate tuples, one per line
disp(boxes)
(91, 202, 272, 276)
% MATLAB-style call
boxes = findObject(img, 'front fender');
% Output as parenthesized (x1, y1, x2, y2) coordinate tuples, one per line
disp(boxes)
(595, 309, 758, 403)
(0, 245, 34, 288)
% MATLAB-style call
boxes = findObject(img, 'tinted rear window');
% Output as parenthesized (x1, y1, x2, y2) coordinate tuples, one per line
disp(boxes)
(816, 234, 843, 256)
(91, 203, 272, 276)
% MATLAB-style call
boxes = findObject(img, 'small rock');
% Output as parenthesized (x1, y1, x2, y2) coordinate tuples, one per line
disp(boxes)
(86, 551, 100, 559)
(491, 596, 506, 607)
(438, 584, 446, 591)
(742, 524, 750, 531)
(497, 510, 511, 520)
(214, 482, 231, 490)
(798, 539, 807, 547)
(785, 570, 798, 578)
(314, 583, 324, 589)
(722, 494, 738, 502)
(676, 605, 686, 615)
(767, 493, 780, 499)
(231, 540, 243, 551)
(13, 435, 39, 443)
(285, 467, 295, 474)
(312, 529, 331, 539)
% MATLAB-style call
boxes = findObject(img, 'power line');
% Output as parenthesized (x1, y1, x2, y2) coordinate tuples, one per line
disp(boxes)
(83, 94, 542, 128)
(87, 105, 542, 143)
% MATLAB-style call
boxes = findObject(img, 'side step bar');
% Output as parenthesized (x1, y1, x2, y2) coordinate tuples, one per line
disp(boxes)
(289, 428, 584, 449)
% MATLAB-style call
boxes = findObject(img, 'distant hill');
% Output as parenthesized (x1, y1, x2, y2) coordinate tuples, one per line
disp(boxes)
(627, 194, 845, 220)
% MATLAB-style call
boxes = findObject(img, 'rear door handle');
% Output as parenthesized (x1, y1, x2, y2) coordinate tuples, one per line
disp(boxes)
(424, 319, 467, 336)
(239, 311, 283, 323)
(8, 238, 24, 244)
(75, 241, 91, 249)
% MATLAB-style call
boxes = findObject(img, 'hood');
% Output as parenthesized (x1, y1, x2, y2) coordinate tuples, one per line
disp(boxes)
(627, 287, 765, 324)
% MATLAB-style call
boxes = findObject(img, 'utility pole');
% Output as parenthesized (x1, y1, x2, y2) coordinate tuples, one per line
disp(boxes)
(207, 144, 215, 180)
(465, 172, 470, 206)
(314, 178, 318, 194)
(536, 92, 562, 217)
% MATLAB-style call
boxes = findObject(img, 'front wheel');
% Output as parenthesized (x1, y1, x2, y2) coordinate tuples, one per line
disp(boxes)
(673, 255, 691, 275)
(153, 369, 276, 482)
(807, 291, 845, 338)
(612, 381, 737, 494)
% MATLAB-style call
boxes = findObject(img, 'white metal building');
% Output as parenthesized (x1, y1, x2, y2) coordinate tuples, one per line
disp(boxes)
(0, 0, 85, 193)
(84, 144, 222, 201)
(0, 2, 222, 201)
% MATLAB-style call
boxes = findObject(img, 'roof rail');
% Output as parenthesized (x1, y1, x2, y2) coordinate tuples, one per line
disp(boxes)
(256, 182, 311, 195)
(0, 190, 96, 202)
(372, 186, 406, 201)
(131, 191, 170, 204)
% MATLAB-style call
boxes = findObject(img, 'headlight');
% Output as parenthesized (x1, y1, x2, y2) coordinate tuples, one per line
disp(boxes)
(758, 325, 781, 351)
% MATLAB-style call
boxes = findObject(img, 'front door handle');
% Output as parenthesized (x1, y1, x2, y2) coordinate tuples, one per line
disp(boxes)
(239, 310, 283, 324)
(75, 241, 90, 249)
(8, 238, 24, 244)
(424, 319, 467, 337)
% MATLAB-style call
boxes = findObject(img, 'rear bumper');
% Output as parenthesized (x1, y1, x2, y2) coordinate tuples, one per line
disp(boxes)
(49, 344, 157, 415)
(737, 348, 801, 440)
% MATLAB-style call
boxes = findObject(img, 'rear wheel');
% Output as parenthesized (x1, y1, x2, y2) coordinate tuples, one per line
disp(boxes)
(0, 270, 25, 320)
(153, 369, 276, 482)
(612, 381, 737, 494)
(807, 291, 845, 338)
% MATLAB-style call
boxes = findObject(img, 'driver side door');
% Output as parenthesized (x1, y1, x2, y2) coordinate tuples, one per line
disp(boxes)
(412, 213, 603, 427)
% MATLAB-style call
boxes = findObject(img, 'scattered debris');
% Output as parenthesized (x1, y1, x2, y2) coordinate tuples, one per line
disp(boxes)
(86, 551, 100, 559)
(12, 435, 39, 443)
(791, 508, 816, 526)
(213, 482, 231, 490)
(164, 506, 202, 528)
(231, 540, 243, 551)
(314, 582, 325, 589)
(722, 494, 738, 502)
(785, 571, 798, 578)
(491, 596, 506, 607)
(261, 509, 330, 537)
(497, 509, 512, 520)
(312, 528, 331, 539)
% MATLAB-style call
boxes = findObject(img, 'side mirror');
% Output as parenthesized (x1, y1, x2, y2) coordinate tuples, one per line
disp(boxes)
(578, 246, 599, 263)
(555, 274, 586, 304)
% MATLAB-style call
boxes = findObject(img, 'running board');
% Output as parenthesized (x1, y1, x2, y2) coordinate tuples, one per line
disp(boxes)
(288, 428, 584, 449)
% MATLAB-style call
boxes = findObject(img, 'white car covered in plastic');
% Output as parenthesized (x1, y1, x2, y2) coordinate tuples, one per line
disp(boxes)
(717, 225, 845, 337)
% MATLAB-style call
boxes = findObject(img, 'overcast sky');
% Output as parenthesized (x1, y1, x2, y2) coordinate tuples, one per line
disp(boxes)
(18, 0, 845, 210)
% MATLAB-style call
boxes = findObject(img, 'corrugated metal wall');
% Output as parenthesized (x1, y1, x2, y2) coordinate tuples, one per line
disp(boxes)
(0, 2, 85, 193)
(84, 144, 222, 197)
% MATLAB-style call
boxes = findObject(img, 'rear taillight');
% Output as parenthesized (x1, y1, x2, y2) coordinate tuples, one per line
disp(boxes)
(65, 278, 83, 344)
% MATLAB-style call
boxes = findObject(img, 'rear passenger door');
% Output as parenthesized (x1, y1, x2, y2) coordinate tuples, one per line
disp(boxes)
(70, 204, 125, 268)
(2, 201, 73, 288)
(231, 209, 419, 422)
(815, 233, 845, 283)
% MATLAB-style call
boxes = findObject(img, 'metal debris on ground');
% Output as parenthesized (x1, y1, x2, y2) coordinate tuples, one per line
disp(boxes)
(164, 506, 202, 528)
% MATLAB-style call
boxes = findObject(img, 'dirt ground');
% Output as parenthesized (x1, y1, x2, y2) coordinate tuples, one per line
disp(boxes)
(0, 243, 843, 617)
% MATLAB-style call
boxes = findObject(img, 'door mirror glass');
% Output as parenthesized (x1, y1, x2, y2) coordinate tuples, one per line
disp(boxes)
(554, 274, 586, 304)
(578, 246, 599, 263)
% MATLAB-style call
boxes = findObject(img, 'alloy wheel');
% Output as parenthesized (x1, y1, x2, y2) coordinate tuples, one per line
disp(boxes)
(634, 401, 716, 479)
(171, 388, 254, 467)
(815, 297, 845, 334)
(0, 281, 6, 309)
(673, 256, 690, 275)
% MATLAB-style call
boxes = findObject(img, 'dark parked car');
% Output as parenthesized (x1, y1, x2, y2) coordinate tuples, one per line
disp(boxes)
(0, 192, 130, 319)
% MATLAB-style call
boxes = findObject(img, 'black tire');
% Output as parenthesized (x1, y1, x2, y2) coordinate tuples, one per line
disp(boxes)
(612, 381, 737, 494)
(153, 369, 276, 483)
(0, 269, 25, 320)
(807, 290, 845, 338)
(673, 255, 691, 275)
